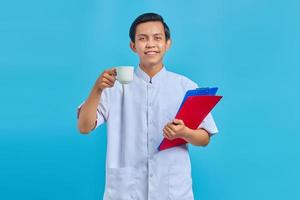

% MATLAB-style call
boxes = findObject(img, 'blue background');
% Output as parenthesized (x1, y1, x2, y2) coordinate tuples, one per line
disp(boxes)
(1, 0, 299, 199)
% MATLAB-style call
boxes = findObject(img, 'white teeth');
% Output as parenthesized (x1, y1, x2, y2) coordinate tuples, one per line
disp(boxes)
(145, 51, 157, 55)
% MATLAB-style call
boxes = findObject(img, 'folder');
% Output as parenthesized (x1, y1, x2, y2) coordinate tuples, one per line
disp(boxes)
(179, 87, 218, 110)
(158, 88, 222, 151)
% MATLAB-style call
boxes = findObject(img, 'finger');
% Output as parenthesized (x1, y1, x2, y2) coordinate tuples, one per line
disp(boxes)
(102, 79, 114, 87)
(103, 76, 115, 85)
(167, 122, 174, 127)
(102, 78, 113, 86)
(164, 133, 171, 140)
(163, 129, 171, 139)
(168, 124, 177, 133)
(107, 68, 117, 76)
(166, 123, 177, 133)
(103, 73, 116, 83)
(164, 124, 176, 137)
(163, 129, 167, 137)
(173, 119, 183, 125)
(164, 131, 173, 140)
(165, 124, 173, 133)
(101, 82, 111, 88)
(165, 126, 176, 137)
(102, 77, 114, 86)
(163, 127, 170, 136)
(112, 68, 117, 76)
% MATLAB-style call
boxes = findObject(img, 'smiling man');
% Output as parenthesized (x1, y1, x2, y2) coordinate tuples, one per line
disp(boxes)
(129, 19, 171, 78)
(77, 13, 218, 200)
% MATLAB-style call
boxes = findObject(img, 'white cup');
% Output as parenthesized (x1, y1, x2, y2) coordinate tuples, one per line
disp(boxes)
(116, 66, 134, 84)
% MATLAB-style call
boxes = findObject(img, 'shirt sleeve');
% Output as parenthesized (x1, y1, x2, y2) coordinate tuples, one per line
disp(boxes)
(77, 89, 110, 130)
(198, 112, 219, 135)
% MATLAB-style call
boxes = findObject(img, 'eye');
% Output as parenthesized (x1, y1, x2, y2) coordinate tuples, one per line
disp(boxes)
(138, 37, 145, 41)
(155, 36, 162, 41)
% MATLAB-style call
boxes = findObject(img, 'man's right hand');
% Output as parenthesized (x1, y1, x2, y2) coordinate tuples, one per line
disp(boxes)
(95, 68, 117, 91)
(78, 68, 117, 134)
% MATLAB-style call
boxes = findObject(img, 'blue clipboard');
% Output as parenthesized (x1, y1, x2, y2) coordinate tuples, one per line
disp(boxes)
(178, 87, 218, 110)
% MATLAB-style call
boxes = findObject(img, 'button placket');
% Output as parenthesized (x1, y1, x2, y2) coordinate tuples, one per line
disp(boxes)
(147, 83, 155, 200)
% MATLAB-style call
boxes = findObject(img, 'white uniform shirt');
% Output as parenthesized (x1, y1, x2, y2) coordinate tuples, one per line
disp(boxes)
(78, 66, 218, 200)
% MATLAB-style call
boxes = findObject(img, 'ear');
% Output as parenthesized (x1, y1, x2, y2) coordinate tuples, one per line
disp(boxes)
(130, 41, 137, 53)
(166, 39, 172, 51)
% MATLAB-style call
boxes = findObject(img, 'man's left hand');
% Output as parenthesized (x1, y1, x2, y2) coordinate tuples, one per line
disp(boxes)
(163, 119, 187, 140)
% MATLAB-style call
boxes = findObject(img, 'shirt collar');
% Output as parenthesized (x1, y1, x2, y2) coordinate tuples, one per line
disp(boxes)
(135, 65, 167, 85)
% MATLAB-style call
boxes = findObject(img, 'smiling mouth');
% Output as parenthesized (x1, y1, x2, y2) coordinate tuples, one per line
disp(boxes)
(144, 51, 159, 55)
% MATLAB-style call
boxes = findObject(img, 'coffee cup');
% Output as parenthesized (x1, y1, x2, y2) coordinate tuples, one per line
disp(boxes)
(116, 66, 134, 84)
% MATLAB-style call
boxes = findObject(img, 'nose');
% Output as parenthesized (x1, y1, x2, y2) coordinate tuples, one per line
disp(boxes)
(145, 38, 155, 48)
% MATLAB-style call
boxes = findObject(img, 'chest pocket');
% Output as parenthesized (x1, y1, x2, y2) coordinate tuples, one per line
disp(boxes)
(104, 167, 138, 200)
(168, 166, 194, 200)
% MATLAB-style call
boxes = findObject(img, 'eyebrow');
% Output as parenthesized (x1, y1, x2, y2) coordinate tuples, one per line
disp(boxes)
(136, 34, 148, 37)
(136, 33, 163, 37)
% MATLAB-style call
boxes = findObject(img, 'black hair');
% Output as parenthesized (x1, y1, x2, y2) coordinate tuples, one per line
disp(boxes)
(129, 13, 171, 43)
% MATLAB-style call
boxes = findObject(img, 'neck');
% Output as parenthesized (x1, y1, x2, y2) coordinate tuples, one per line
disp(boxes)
(139, 62, 164, 78)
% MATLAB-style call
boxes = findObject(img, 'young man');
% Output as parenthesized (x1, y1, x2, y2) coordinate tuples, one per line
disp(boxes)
(77, 13, 218, 200)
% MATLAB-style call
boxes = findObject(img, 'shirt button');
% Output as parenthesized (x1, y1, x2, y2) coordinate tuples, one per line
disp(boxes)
(149, 173, 153, 177)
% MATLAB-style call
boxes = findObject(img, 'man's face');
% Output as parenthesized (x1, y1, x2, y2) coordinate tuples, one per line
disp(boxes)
(130, 21, 171, 68)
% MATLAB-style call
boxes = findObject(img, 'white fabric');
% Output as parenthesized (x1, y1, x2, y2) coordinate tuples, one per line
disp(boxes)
(78, 66, 218, 200)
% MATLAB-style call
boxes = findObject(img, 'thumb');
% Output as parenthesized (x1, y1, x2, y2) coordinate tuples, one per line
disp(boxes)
(173, 118, 183, 125)
(109, 68, 117, 76)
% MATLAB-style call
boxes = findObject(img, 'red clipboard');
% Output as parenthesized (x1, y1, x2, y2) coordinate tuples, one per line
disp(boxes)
(158, 95, 222, 151)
